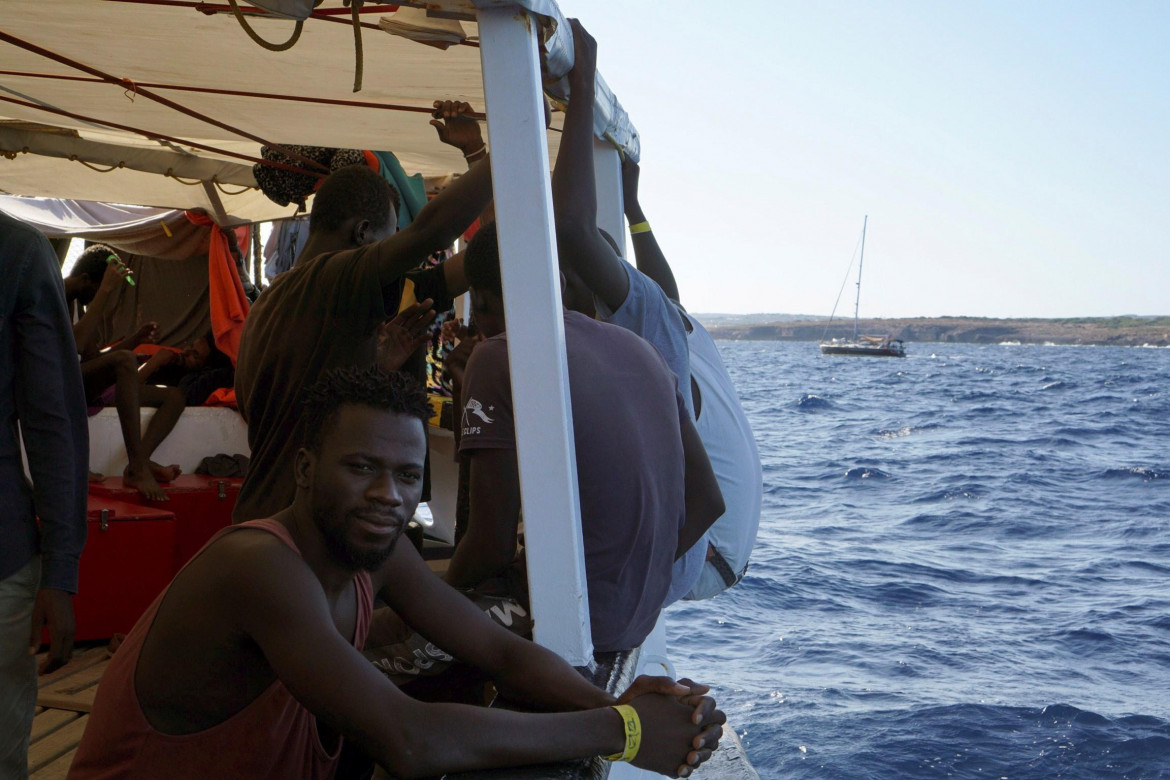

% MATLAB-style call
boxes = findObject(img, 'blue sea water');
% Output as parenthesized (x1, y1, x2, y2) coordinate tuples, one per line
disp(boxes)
(666, 341, 1170, 779)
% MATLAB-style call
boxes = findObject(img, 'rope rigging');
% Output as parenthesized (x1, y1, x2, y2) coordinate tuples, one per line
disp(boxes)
(223, 0, 366, 92)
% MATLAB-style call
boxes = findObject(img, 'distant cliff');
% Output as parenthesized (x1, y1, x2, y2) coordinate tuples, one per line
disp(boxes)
(702, 316, 1170, 347)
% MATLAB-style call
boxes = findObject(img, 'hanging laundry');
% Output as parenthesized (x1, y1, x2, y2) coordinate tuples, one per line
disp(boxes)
(263, 217, 310, 281)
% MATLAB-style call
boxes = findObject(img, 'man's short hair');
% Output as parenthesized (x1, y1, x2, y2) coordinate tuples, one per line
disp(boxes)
(301, 365, 430, 453)
(70, 243, 118, 284)
(464, 221, 503, 298)
(309, 165, 401, 235)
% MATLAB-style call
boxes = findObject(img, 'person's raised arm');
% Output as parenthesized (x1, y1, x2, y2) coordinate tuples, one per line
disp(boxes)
(445, 447, 521, 589)
(676, 410, 724, 560)
(72, 260, 129, 358)
(374, 299, 436, 372)
(550, 19, 630, 312)
(622, 158, 681, 304)
(370, 102, 492, 284)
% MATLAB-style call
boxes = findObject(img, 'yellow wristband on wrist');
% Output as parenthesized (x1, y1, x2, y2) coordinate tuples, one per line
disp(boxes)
(628, 221, 651, 235)
(603, 704, 641, 762)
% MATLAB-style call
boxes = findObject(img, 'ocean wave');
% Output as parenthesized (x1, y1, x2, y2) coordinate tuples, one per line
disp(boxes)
(761, 703, 1170, 779)
(871, 423, 943, 439)
(1051, 627, 1120, 655)
(1082, 392, 1126, 404)
(901, 511, 988, 532)
(911, 484, 988, 503)
(795, 393, 835, 410)
(951, 390, 1002, 402)
(1102, 466, 1168, 481)
(1025, 436, 1080, 448)
(843, 466, 891, 480)
(1140, 615, 1170, 631)
(967, 405, 1007, 415)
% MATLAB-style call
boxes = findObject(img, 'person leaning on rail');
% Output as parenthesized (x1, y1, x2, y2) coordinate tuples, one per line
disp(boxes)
(68, 366, 724, 779)
(551, 19, 763, 604)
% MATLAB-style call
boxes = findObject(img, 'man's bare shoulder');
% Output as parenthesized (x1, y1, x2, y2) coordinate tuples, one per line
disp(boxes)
(189, 526, 316, 599)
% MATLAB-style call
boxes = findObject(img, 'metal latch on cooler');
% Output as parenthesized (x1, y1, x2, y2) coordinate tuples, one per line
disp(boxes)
(100, 508, 110, 531)
(217, 480, 227, 500)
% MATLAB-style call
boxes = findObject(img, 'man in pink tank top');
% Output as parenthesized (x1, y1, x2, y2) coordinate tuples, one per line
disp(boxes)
(70, 365, 725, 779)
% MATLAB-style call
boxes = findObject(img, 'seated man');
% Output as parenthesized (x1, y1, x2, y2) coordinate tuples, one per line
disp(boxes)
(552, 22, 763, 601)
(234, 101, 490, 523)
(69, 366, 724, 779)
(446, 221, 725, 653)
(65, 245, 186, 500)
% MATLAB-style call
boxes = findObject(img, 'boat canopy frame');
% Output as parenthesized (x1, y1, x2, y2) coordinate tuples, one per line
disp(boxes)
(1, 0, 656, 668)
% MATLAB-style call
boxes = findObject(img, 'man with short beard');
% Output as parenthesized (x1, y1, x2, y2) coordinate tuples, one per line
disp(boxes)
(70, 366, 725, 779)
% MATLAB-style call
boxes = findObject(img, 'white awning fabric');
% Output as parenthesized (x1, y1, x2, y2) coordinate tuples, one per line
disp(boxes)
(0, 1, 633, 223)
(0, 195, 178, 237)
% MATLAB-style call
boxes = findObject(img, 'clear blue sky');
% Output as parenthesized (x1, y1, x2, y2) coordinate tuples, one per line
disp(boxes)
(558, 1, 1169, 318)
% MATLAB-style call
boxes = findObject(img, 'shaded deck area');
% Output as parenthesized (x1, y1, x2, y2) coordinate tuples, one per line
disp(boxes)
(28, 646, 109, 778)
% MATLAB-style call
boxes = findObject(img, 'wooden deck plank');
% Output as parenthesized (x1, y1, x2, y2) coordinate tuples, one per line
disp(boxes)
(36, 647, 109, 689)
(35, 655, 109, 713)
(27, 715, 88, 775)
(30, 709, 80, 743)
(30, 751, 77, 780)
(35, 691, 97, 714)
(40, 659, 108, 697)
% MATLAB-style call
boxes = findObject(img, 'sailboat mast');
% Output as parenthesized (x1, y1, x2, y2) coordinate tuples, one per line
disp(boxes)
(853, 215, 867, 340)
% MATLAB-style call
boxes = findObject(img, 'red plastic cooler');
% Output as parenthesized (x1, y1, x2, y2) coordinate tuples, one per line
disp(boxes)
(73, 496, 176, 641)
(87, 475, 242, 571)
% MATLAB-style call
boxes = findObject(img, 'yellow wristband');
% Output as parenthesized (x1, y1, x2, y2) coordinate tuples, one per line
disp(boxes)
(602, 704, 641, 762)
(628, 221, 651, 235)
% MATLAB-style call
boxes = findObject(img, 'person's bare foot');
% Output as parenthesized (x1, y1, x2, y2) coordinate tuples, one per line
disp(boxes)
(88, 470, 106, 483)
(123, 464, 168, 501)
(149, 461, 181, 483)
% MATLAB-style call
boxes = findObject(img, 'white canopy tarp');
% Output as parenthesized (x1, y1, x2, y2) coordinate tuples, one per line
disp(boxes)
(0, 1, 634, 223)
(0, 195, 178, 237)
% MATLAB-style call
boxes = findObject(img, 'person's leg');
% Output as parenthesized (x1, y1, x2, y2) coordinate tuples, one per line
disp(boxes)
(85, 351, 165, 500)
(136, 386, 185, 483)
(0, 557, 41, 779)
(80, 352, 119, 404)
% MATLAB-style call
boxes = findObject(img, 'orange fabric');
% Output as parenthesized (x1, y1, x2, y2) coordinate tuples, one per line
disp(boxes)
(202, 387, 237, 408)
(184, 213, 249, 367)
(361, 149, 381, 174)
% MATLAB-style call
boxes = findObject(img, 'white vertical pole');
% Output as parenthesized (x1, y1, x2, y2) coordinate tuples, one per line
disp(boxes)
(477, 6, 593, 664)
(592, 138, 625, 259)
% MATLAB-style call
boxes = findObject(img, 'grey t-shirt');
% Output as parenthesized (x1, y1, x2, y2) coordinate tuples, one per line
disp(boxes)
(459, 311, 687, 652)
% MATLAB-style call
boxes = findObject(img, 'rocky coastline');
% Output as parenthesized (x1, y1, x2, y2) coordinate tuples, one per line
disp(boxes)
(702, 316, 1170, 348)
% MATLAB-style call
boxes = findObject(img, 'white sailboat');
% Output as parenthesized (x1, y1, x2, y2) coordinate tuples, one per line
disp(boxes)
(820, 215, 906, 357)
